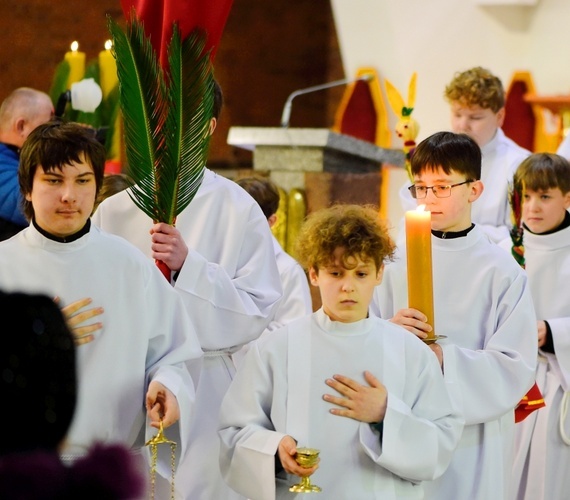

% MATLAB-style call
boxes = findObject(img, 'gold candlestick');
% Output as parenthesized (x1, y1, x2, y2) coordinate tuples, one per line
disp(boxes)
(289, 447, 322, 493)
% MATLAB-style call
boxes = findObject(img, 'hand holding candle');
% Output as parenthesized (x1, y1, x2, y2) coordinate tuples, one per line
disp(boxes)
(405, 205, 435, 340)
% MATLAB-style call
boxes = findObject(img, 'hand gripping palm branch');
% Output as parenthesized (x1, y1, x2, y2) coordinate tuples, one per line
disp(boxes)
(108, 12, 214, 280)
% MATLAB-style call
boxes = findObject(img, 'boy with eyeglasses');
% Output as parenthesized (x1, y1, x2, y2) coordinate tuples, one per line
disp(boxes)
(396, 66, 530, 245)
(372, 131, 538, 500)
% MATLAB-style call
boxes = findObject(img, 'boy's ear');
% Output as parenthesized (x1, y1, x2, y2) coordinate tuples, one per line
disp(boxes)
(496, 107, 506, 128)
(208, 117, 217, 136)
(267, 213, 277, 228)
(468, 179, 484, 203)
(375, 264, 384, 285)
(308, 267, 319, 287)
(563, 191, 570, 210)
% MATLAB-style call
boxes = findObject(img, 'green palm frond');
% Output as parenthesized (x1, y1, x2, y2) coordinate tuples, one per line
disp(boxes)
(108, 13, 168, 222)
(108, 13, 212, 225)
(161, 25, 213, 222)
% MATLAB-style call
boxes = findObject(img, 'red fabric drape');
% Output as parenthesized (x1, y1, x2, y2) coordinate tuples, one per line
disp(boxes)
(121, 0, 234, 67)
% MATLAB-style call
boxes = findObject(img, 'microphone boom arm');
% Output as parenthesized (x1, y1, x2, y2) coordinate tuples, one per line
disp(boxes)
(280, 74, 372, 128)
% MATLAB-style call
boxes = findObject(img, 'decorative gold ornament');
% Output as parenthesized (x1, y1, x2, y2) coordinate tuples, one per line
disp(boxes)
(145, 419, 177, 500)
(289, 447, 322, 493)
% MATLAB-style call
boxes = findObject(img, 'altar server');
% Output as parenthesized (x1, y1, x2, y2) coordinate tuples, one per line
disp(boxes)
(396, 66, 530, 246)
(93, 80, 282, 499)
(373, 131, 537, 500)
(218, 204, 463, 500)
(0, 120, 202, 485)
(508, 153, 570, 500)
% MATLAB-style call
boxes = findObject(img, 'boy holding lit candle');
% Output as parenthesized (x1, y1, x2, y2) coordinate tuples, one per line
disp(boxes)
(396, 66, 530, 246)
(372, 131, 538, 500)
(505, 153, 570, 500)
(218, 204, 463, 500)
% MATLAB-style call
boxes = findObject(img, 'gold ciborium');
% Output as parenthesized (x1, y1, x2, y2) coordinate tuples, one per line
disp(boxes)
(289, 447, 321, 493)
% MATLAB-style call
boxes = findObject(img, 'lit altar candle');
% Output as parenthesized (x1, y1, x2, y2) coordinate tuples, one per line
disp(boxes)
(64, 41, 85, 89)
(405, 205, 435, 339)
(98, 39, 122, 165)
(98, 40, 118, 100)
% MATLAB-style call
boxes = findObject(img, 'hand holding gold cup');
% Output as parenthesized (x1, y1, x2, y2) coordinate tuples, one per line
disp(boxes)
(289, 447, 322, 493)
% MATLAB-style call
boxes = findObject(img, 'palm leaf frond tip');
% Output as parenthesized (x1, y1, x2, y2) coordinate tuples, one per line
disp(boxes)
(107, 13, 213, 225)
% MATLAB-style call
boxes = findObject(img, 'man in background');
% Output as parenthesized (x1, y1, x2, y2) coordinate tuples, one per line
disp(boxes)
(0, 87, 54, 239)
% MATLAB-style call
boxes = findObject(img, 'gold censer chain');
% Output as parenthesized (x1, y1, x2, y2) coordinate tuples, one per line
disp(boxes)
(145, 419, 177, 500)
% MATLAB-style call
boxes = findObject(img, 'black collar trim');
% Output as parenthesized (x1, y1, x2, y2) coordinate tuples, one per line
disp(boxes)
(523, 210, 570, 235)
(432, 223, 475, 239)
(33, 218, 91, 243)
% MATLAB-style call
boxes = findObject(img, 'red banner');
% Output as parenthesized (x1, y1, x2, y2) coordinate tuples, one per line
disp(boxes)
(121, 0, 234, 67)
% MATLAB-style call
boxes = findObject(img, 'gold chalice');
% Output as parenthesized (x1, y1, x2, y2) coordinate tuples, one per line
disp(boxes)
(289, 447, 321, 493)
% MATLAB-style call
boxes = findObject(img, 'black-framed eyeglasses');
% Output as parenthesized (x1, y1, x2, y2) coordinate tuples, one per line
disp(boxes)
(408, 180, 474, 199)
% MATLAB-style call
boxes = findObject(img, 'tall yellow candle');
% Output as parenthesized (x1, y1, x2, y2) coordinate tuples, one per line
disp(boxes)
(64, 41, 85, 89)
(405, 205, 435, 339)
(98, 40, 118, 100)
(98, 40, 122, 164)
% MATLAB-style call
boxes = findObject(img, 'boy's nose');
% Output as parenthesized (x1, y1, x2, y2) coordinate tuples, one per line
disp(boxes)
(527, 198, 540, 212)
(342, 279, 355, 292)
(424, 187, 438, 200)
(61, 186, 77, 202)
(454, 118, 469, 132)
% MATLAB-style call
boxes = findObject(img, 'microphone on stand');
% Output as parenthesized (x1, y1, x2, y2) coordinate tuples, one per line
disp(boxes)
(280, 74, 374, 128)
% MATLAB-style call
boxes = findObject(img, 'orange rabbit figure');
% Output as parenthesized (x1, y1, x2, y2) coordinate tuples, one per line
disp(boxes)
(385, 73, 419, 181)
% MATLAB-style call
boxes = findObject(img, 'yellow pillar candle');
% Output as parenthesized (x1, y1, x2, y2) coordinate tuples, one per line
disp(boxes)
(405, 205, 435, 338)
(64, 41, 85, 89)
(98, 40, 122, 164)
(98, 40, 118, 100)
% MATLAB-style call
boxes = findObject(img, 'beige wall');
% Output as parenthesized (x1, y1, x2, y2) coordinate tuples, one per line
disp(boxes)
(331, 0, 570, 145)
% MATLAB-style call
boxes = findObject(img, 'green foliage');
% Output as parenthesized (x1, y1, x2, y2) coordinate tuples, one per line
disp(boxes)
(108, 13, 213, 224)
(102, 85, 121, 160)
(49, 55, 117, 158)
(49, 60, 70, 107)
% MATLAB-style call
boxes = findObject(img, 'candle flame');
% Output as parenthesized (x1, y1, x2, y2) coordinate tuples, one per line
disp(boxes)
(104, 39, 113, 51)
(416, 204, 426, 212)
(70, 41, 79, 52)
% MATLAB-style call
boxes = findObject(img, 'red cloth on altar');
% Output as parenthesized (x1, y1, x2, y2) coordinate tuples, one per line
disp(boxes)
(121, 0, 234, 66)
(515, 382, 545, 423)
